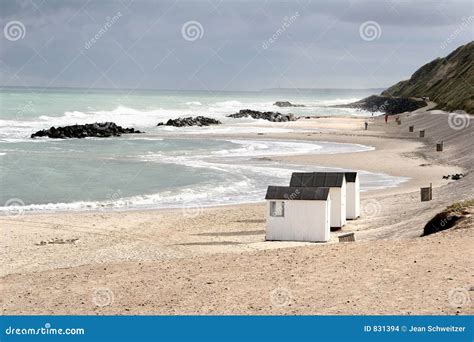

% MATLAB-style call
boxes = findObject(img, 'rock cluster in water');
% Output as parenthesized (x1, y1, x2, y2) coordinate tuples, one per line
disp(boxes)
(227, 109, 297, 122)
(157, 116, 221, 127)
(31, 123, 142, 139)
(273, 101, 305, 107)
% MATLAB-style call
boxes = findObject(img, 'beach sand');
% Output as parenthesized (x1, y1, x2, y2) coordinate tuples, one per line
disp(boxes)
(1, 107, 473, 314)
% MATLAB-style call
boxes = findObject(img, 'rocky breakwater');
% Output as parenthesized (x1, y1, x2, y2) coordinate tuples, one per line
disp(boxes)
(228, 109, 297, 122)
(273, 101, 305, 107)
(31, 122, 143, 139)
(337, 95, 427, 115)
(157, 116, 221, 127)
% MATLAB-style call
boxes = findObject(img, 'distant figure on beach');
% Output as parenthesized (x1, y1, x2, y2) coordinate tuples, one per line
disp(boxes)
(364, 122, 368, 130)
(385, 114, 388, 124)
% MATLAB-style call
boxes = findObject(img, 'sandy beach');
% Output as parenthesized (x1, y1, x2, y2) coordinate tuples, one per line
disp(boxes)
(1, 107, 473, 315)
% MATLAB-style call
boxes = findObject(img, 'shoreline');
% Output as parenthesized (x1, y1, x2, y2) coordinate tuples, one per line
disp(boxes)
(0, 134, 396, 215)
(1, 107, 472, 315)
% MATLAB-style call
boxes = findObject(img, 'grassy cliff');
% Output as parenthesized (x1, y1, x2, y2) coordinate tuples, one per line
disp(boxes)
(382, 42, 473, 113)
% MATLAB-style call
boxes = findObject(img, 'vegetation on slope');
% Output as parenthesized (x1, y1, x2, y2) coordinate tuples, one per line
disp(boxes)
(382, 42, 474, 113)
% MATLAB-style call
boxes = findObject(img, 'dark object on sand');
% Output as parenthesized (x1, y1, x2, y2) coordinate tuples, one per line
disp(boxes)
(420, 183, 432, 202)
(337, 95, 427, 115)
(338, 232, 355, 242)
(273, 101, 305, 107)
(31, 123, 142, 139)
(442, 173, 464, 180)
(157, 116, 221, 127)
(228, 109, 297, 122)
(422, 212, 460, 236)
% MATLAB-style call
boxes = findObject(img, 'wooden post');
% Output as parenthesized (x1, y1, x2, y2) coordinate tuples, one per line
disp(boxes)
(338, 232, 355, 243)
(409, 126, 414, 132)
(420, 183, 433, 201)
(419, 130, 425, 138)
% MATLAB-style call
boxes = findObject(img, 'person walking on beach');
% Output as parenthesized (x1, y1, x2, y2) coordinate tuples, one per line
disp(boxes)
(384, 114, 388, 124)
(364, 121, 368, 130)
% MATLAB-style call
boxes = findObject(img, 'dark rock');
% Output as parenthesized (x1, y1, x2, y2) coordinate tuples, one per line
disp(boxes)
(422, 212, 460, 236)
(442, 173, 464, 180)
(227, 109, 297, 122)
(273, 101, 305, 107)
(157, 116, 221, 127)
(336, 95, 427, 115)
(31, 122, 143, 139)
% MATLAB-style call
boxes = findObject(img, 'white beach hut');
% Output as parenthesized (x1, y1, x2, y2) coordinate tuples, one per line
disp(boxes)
(265, 186, 331, 242)
(290, 172, 346, 229)
(345, 172, 360, 219)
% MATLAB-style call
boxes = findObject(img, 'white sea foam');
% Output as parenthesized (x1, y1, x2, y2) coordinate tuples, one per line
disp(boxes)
(0, 137, 405, 214)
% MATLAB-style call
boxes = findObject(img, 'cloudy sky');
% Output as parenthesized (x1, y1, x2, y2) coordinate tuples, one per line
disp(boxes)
(1, 0, 472, 91)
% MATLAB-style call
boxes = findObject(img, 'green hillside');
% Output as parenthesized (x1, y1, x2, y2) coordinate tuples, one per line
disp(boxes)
(382, 42, 473, 113)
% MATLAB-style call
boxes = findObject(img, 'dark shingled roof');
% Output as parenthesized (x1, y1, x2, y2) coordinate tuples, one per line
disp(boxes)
(265, 186, 330, 200)
(345, 172, 357, 183)
(289, 172, 345, 187)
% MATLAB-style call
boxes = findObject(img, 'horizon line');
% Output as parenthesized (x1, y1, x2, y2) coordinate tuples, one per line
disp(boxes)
(0, 85, 386, 93)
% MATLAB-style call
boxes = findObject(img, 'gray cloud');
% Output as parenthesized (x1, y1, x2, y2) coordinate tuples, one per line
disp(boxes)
(1, 0, 472, 90)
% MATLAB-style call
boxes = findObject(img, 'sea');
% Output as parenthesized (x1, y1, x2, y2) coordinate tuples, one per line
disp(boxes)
(0, 87, 407, 214)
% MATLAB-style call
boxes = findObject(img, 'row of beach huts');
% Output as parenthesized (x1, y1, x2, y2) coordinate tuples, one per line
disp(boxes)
(265, 172, 360, 242)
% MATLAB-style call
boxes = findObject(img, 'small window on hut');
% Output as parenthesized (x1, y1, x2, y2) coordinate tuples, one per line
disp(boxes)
(270, 201, 285, 217)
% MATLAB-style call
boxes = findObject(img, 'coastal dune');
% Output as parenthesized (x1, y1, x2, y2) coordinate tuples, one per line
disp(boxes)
(1, 106, 472, 315)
